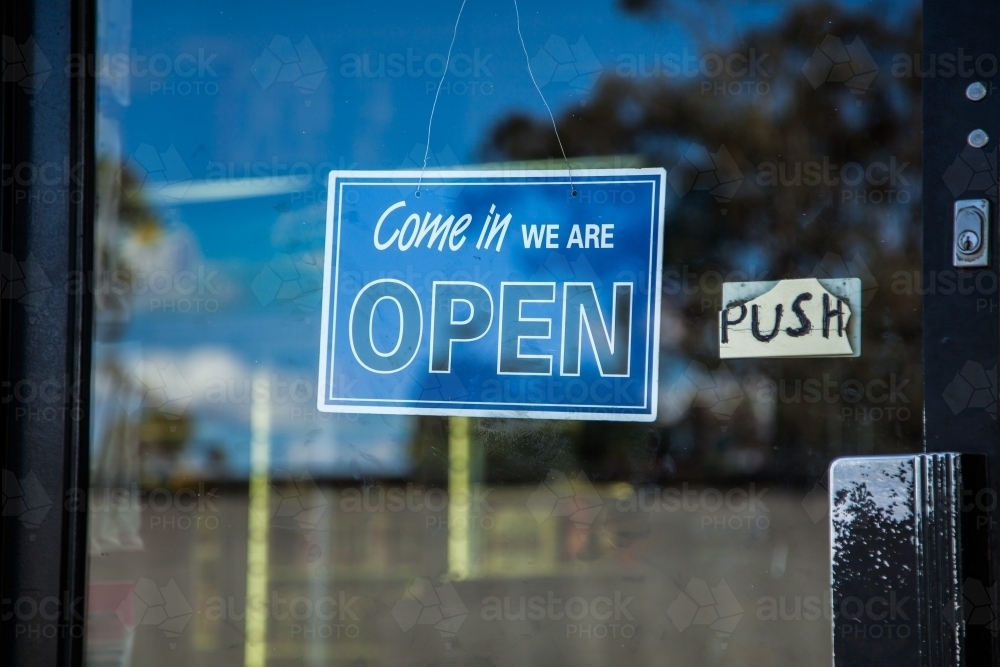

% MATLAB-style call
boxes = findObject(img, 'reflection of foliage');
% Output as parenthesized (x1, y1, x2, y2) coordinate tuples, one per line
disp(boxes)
(618, 0, 660, 15)
(139, 411, 193, 453)
(831, 481, 914, 591)
(480, 2, 922, 482)
(408, 416, 451, 485)
(92, 155, 194, 506)
(95, 157, 165, 329)
(115, 162, 163, 232)
(477, 419, 580, 484)
(831, 473, 916, 663)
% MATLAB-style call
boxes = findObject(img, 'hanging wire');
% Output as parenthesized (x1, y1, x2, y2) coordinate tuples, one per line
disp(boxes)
(416, 0, 469, 197)
(418, 0, 576, 197)
(513, 0, 575, 195)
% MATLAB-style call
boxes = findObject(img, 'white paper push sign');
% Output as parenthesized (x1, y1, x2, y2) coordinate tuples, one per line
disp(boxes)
(317, 169, 667, 421)
(719, 278, 862, 359)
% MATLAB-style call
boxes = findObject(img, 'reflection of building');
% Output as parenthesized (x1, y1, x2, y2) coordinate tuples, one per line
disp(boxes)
(86, 481, 825, 666)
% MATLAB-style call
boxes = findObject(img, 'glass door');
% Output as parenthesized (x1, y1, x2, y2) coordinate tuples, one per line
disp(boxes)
(80, 0, 925, 665)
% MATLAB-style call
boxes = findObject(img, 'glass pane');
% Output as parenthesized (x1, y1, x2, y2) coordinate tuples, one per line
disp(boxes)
(85, 0, 922, 665)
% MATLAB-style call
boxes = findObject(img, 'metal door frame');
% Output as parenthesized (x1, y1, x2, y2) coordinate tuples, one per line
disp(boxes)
(923, 0, 1000, 661)
(3, 0, 1000, 664)
(1, 0, 95, 664)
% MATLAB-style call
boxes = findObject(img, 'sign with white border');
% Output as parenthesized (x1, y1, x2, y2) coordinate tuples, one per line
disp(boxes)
(317, 169, 666, 420)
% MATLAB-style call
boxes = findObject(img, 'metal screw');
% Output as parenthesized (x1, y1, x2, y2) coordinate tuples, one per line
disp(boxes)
(966, 82, 987, 101)
(958, 230, 981, 254)
(968, 129, 989, 148)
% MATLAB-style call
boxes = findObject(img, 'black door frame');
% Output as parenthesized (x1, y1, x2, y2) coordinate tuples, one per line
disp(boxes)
(2, 0, 998, 664)
(923, 0, 1000, 662)
(1, 0, 94, 664)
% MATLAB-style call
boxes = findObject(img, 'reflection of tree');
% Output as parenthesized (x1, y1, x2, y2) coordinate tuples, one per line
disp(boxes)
(831, 476, 916, 662)
(90, 155, 197, 551)
(831, 481, 914, 591)
(480, 2, 922, 482)
(95, 158, 162, 330)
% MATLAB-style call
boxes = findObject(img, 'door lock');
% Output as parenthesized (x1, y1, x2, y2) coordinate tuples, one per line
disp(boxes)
(953, 199, 989, 267)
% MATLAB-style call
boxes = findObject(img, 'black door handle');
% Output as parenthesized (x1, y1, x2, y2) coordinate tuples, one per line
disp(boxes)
(830, 453, 993, 666)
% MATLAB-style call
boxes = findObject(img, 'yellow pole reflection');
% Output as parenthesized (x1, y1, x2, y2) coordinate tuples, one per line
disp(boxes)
(447, 416, 471, 580)
(245, 371, 270, 667)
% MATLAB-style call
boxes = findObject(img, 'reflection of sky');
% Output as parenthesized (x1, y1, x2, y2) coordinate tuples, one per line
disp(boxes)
(110, 0, 920, 259)
(98, 0, 916, 477)
(118, 0, 914, 173)
(120, 0, 697, 173)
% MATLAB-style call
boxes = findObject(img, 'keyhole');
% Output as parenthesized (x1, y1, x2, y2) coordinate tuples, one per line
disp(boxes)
(958, 230, 981, 254)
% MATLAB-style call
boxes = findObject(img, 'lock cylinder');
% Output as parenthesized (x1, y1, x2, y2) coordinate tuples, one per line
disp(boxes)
(953, 199, 989, 267)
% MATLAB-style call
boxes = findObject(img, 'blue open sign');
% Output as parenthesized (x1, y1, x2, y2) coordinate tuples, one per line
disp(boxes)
(317, 169, 666, 421)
